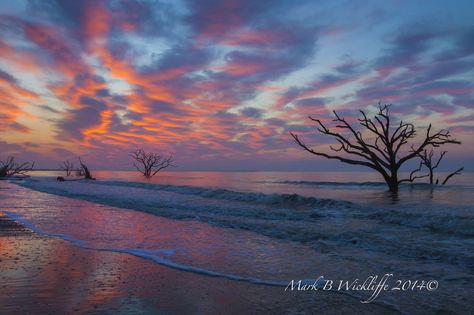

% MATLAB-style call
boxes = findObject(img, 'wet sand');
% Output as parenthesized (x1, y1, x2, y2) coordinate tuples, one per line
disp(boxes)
(0, 212, 400, 314)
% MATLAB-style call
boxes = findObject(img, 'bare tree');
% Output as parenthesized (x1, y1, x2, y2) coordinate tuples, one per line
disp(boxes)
(75, 168, 84, 177)
(131, 148, 174, 179)
(290, 104, 461, 192)
(0, 156, 35, 178)
(417, 149, 463, 185)
(78, 157, 95, 180)
(59, 160, 74, 176)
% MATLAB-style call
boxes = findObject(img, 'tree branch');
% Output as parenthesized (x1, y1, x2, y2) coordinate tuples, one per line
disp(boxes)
(442, 167, 463, 185)
(130, 149, 175, 179)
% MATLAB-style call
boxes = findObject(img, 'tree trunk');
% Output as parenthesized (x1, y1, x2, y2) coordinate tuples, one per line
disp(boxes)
(387, 180, 398, 192)
(386, 172, 399, 193)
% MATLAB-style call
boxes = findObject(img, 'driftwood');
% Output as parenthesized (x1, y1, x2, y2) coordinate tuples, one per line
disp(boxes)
(78, 157, 95, 180)
(0, 157, 35, 178)
(59, 160, 74, 176)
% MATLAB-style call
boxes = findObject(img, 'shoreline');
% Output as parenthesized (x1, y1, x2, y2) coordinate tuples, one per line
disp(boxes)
(2, 178, 472, 314)
(0, 212, 399, 314)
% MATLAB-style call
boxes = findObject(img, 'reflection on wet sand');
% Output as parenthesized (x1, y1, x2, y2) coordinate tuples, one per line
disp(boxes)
(0, 213, 396, 314)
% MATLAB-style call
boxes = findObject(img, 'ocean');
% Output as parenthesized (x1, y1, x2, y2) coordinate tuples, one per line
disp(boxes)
(1, 171, 473, 314)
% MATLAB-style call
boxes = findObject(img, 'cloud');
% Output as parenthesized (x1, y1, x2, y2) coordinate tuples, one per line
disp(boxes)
(37, 105, 61, 114)
(0, 69, 17, 84)
(294, 97, 332, 107)
(240, 107, 263, 118)
(57, 96, 107, 140)
(0, 0, 473, 170)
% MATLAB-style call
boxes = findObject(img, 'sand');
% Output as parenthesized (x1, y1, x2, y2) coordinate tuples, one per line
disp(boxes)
(0, 212, 401, 314)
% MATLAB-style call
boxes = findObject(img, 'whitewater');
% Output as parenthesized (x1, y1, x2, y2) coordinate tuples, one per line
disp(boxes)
(1, 171, 473, 314)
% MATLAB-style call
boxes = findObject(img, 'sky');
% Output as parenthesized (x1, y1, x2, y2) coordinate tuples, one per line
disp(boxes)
(0, 0, 473, 171)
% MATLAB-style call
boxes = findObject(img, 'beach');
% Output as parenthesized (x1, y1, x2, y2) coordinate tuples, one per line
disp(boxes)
(0, 211, 398, 314)
(1, 172, 473, 314)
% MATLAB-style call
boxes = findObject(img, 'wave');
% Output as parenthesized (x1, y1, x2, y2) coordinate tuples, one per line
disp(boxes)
(13, 177, 474, 266)
(15, 178, 473, 239)
(3, 210, 322, 287)
(14, 178, 357, 243)
(80, 180, 356, 209)
(265, 180, 438, 189)
(3, 210, 409, 314)
(362, 210, 474, 237)
(266, 180, 386, 187)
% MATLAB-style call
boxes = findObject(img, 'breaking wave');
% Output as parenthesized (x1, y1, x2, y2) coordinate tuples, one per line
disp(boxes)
(265, 180, 436, 189)
(88, 180, 356, 208)
(362, 210, 474, 237)
(2, 211, 309, 287)
(15, 178, 473, 240)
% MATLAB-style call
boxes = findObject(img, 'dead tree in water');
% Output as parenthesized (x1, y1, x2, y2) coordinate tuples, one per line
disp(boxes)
(0, 156, 35, 178)
(417, 149, 463, 185)
(290, 104, 461, 192)
(131, 148, 174, 179)
(78, 157, 95, 180)
(59, 160, 74, 176)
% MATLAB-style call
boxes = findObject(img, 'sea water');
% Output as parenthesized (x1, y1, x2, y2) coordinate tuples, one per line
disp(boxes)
(1, 171, 473, 314)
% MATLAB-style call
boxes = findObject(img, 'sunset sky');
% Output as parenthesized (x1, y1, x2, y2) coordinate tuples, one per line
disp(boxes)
(0, 0, 473, 171)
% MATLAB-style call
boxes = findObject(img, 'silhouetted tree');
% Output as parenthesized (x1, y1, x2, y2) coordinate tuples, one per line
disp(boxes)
(78, 157, 95, 180)
(131, 148, 174, 179)
(59, 160, 74, 176)
(417, 149, 463, 185)
(290, 104, 461, 192)
(75, 168, 84, 177)
(0, 156, 35, 178)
